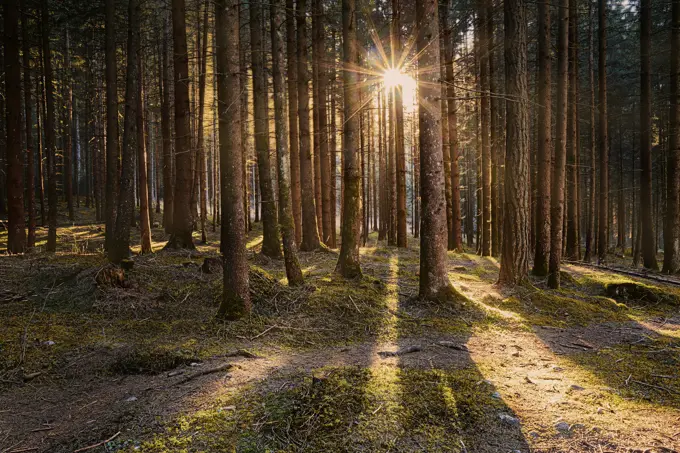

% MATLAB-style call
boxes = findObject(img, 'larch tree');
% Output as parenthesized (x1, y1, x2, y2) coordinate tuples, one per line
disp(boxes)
(250, 0, 281, 258)
(665, 0, 680, 274)
(639, 0, 658, 270)
(216, 0, 250, 320)
(4, 0, 26, 253)
(297, 0, 321, 251)
(416, 0, 455, 300)
(166, 0, 195, 250)
(335, 0, 362, 278)
(499, 0, 530, 285)
(271, 0, 304, 286)
(597, 0, 608, 263)
(548, 0, 569, 289)
(109, 0, 140, 265)
(532, 0, 551, 275)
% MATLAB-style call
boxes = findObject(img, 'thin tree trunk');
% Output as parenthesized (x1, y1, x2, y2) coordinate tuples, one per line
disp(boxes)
(335, 0, 362, 278)
(297, 0, 321, 251)
(138, 53, 152, 254)
(584, 0, 596, 262)
(216, 0, 250, 320)
(664, 0, 680, 273)
(160, 15, 173, 234)
(499, 0, 530, 285)
(64, 31, 74, 221)
(597, 0, 609, 263)
(640, 0, 658, 270)
(20, 3, 36, 248)
(393, 0, 407, 248)
(197, 4, 209, 243)
(566, 0, 579, 260)
(329, 34, 338, 248)
(478, 0, 492, 257)
(417, 0, 455, 300)
(105, 0, 119, 250)
(41, 0, 57, 252)
(286, 0, 302, 244)
(110, 0, 141, 264)
(4, 0, 26, 253)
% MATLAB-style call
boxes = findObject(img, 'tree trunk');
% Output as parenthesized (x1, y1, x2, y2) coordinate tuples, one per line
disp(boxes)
(109, 0, 141, 264)
(335, 0, 362, 278)
(105, 0, 119, 250)
(197, 4, 209, 243)
(20, 2, 35, 248)
(297, 0, 321, 251)
(330, 34, 338, 248)
(566, 0, 579, 260)
(138, 53, 152, 254)
(286, 0, 302, 245)
(664, 0, 680, 273)
(4, 0, 26, 253)
(584, 0, 596, 262)
(532, 0, 551, 275)
(416, 0, 455, 300)
(548, 0, 569, 289)
(160, 14, 173, 234)
(166, 0, 195, 249)
(64, 31, 74, 222)
(249, 0, 281, 258)
(271, 0, 304, 286)
(216, 0, 250, 320)
(393, 0, 407, 248)
(41, 0, 57, 252)
(478, 0, 492, 257)
(640, 0, 658, 270)
(597, 0, 609, 263)
(499, 0, 530, 285)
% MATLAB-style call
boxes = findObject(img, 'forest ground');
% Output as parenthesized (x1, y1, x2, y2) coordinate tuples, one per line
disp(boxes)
(0, 206, 679, 453)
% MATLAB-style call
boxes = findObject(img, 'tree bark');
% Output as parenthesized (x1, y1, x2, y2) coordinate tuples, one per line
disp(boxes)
(499, 0, 530, 285)
(584, 0, 596, 262)
(640, 0, 658, 270)
(548, 0, 569, 289)
(20, 2, 35, 248)
(393, 0, 407, 248)
(64, 31, 74, 222)
(197, 4, 209, 243)
(4, 0, 26, 253)
(166, 0, 195, 249)
(286, 0, 302, 245)
(216, 0, 250, 320)
(138, 53, 152, 254)
(597, 0, 609, 263)
(41, 0, 57, 252)
(297, 0, 321, 251)
(109, 0, 140, 264)
(478, 0, 492, 257)
(159, 14, 173, 234)
(271, 0, 304, 286)
(566, 0, 579, 260)
(416, 0, 455, 300)
(335, 0, 362, 278)
(105, 0, 119, 250)
(664, 0, 680, 273)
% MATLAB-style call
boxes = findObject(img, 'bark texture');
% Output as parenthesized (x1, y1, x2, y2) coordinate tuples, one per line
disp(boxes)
(665, 0, 680, 273)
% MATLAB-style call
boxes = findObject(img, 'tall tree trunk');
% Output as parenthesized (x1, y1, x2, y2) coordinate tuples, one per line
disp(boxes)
(566, 0, 579, 260)
(584, 0, 596, 262)
(286, 0, 302, 245)
(664, 0, 680, 273)
(478, 0, 492, 256)
(393, 0, 407, 248)
(216, 0, 250, 320)
(160, 16, 173, 234)
(41, 0, 57, 252)
(417, 0, 455, 300)
(597, 0, 609, 263)
(271, 0, 304, 285)
(532, 0, 551, 275)
(250, 0, 281, 258)
(166, 0, 195, 249)
(4, 0, 26, 253)
(64, 31, 74, 221)
(138, 54, 152, 254)
(329, 34, 338, 248)
(487, 1, 500, 257)
(105, 0, 119, 250)
(197, 4, 208, 243)
(109, 0, 140, 264)
(499, 0, 530, 285)
(388, 90, 396, 246)
(548, 0, 569, 289)
(20, 2, 36, 248)
(297, 0, 321, 251)
(335, 0, 362, 278)
(36, 54, 46, 226)
(640, 0, 658, 270)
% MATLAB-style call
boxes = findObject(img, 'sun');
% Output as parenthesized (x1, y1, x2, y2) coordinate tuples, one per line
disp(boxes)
(383, 68, 417, 110)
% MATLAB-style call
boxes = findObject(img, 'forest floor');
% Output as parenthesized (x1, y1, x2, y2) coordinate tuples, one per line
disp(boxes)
(1, 206, 679, 452)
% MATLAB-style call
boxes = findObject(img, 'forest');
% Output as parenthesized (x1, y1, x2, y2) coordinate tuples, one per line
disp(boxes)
(0, 0, 679, 450)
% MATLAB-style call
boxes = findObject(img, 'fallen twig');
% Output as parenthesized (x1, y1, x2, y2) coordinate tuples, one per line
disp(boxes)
(72, 431, 120, 453)
(174, 363, 233, 385)
(630, 379, 679, 395)
(250, 325, 277, 340)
